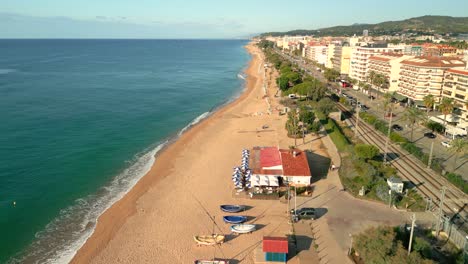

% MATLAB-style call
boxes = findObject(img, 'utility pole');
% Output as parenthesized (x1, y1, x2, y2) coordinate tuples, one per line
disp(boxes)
(408, 213, 416, 256)
(383, 106, 394, 164)
(294, 185, 297, 216)
(427, 141, 434, 169)
(435, 186, 446, 237)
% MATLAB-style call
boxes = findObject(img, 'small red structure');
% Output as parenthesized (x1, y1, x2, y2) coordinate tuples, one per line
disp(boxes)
(263, 236, 288, 253)
(263, 236, 288, 262)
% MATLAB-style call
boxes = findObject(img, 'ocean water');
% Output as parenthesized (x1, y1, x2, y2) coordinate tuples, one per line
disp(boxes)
(0, 39, 249, 263)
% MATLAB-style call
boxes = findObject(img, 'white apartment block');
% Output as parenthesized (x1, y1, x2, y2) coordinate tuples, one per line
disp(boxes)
(304, 45, 328, 65)
(349, 45, 404, 82)
(398, 57, 465, 103)
(442, 67, 468, 123)
(326, 44, 335, 69)
(368, 54, 414, 92)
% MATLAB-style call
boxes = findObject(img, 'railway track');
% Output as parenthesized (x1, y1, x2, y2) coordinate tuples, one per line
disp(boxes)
(336, 103, 467, 223)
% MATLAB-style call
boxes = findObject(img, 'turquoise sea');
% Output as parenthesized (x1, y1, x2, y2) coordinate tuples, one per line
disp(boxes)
(0, 39, 249, 263)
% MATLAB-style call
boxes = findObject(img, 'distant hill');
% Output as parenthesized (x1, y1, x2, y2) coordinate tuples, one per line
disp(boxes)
(261, 16, 468, 37)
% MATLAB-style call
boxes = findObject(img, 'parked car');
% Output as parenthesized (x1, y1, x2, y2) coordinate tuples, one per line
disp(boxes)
(359, 105, 369, 111)
(392, 124, 403, 131)
(441, 141, 451, 148)
(291, 207, 316, 220)
(424, 132, 436, 139)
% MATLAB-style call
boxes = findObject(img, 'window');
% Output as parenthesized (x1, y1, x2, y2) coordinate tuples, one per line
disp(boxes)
(455, 94, 465, 100)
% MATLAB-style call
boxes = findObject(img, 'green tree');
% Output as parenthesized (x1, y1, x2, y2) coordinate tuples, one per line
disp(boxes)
(324, 68, 340, 82)
(277, 76, 289, 90)
(367, 70, 377, 98)
(299, 107, 315, 124)
(316, 98, 336, 117)
(423, 94, 435, 120)
(285, 111, 300, 141)
(354, 144, 380, 160)
(373, 73, 387, 95)
(383, 92, 394, 118)
(449, 138, 468, 168)
(438, 97, 455, 128)
(402, 107, 424, 142)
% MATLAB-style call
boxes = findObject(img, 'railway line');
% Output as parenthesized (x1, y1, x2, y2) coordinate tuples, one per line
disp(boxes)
(336, 103, 467, 227)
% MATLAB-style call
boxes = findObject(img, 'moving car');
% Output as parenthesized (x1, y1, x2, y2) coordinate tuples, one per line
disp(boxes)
(441, 141, 451, 148)
(424, 132, 436, 139)
(392, 124, 403, 131)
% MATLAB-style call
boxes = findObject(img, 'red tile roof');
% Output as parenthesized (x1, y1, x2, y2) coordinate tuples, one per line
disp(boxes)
(260, 147, 281, 168)
(401, 56, 465, 68)
(279, 149, 311, 177)
(447, 67, 468, 76)
(250, 147, 283, 175)
(369, 53, 403, 62)
(263, 237, 288, 253)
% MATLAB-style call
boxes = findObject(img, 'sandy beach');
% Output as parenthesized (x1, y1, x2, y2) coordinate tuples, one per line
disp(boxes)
(71, 42, 327, 263)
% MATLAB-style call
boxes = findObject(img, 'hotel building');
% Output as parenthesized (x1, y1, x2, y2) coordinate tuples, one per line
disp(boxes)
(397, 57, 465, 103)
(442, 67, 468, 123)
(368, 54, 414, 92)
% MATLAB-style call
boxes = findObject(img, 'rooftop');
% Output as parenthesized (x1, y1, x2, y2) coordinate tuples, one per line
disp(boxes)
(369, 53, 404, 62)
(447, 67, 468, 76)
(280, 149, 311, 177)
(401, 56, 465, 68)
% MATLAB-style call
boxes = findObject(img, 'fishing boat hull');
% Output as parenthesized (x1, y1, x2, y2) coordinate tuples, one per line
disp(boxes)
(220, 205, 245, 213)
(193, 234, 225, 246)
(230, 224, 256, 234)
(223, 215, 247, 224)
(194, 260, 230, 264)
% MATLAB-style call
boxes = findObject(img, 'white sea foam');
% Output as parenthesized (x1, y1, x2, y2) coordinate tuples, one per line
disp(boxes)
(237, 73, 246, 80)
(9, 142, 166, 264)
(177, 111, 210, 136)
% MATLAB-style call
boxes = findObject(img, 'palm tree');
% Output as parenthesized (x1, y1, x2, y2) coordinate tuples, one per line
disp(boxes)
(367, 70, 376, 98)
(383, 92, 394, 118)
(373, 73, 386, 96)
(423, 94, 435, 121)
(402, 107, 424, 142)
(449, 139, 468, 169)
(438, 97, 455, 128)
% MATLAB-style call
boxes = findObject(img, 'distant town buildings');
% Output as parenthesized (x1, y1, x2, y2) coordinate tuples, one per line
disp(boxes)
(264, 33, 468, 135)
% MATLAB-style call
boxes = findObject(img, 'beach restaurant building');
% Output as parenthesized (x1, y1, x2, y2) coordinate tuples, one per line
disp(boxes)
(249, 146, 312, 186)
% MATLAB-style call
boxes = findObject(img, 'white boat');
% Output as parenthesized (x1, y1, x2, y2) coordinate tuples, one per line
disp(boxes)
(194, 260, 229, 264)
(230, 224, 256, 234)
(193, 234, 225, 246)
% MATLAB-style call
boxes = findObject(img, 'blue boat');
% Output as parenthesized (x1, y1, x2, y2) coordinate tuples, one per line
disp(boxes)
(223, 215, 247, 224)
(220, 205, 245, 213)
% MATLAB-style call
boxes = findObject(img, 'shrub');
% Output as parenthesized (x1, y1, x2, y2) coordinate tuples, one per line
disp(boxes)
(445, 173, 468, 194)
(354, 144, 380, 160)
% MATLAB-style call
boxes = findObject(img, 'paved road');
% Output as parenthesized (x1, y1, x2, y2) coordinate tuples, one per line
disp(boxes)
(277, 51, 467, 179)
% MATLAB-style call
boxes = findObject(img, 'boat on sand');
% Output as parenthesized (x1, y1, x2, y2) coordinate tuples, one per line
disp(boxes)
(223, 215, 247, 224)
(220, 204, 245, 213)
(194, 260, 230, 264)
(193, 234, 225, 246)
(230, 224, 256, 234)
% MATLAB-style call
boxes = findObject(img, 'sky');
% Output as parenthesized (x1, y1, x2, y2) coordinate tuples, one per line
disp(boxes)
(1, 0, 467, 38)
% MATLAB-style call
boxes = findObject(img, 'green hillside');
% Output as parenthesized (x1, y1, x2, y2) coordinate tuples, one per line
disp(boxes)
(261, 16, 468, 37)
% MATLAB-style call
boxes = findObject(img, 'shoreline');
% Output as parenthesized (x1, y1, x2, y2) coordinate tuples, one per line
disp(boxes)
(70, 42, 264, 263)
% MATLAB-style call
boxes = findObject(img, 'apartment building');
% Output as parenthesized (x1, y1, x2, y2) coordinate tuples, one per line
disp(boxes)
(333, 45, 352, 75)
(368, 54, 414, 92)
(397, 57, 465, 103)
(442, 67, 468, 123)
(405, 44, 458, 57)
(326, 44, 336, 69)
(349, 44, 404, 82)
(304, 43, 328, 65)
